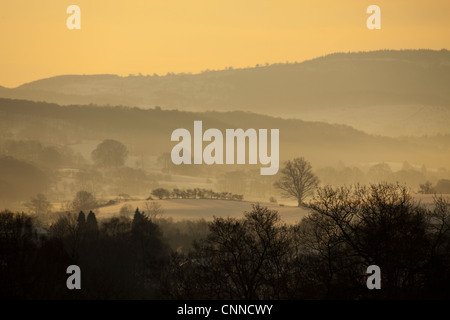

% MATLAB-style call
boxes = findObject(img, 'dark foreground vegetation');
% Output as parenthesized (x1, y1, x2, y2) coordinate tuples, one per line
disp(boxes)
(1, 183, 449, 299)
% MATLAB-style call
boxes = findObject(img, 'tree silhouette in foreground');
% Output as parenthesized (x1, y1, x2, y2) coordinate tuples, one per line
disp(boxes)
(303, 183, 450, 298)
(85, 211, 99, 240)
(166, 204, 293, 299)
(167, 183, 450, 299)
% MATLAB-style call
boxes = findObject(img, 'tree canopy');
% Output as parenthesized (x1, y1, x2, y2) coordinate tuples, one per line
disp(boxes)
(91, 139, 128, 167)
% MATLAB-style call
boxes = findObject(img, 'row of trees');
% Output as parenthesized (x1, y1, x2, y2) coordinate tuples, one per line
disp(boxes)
(315, 161, 442, 191)
(150, 188, 244, 201)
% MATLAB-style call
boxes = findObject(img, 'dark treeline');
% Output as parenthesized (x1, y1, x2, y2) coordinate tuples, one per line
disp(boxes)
(167, 186, 450, 299)
(1, 183, 449, 299)
(0, 208, 168, 299)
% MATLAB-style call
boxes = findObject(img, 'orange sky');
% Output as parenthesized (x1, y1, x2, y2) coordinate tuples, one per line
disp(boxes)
(1, 0, 449, 87)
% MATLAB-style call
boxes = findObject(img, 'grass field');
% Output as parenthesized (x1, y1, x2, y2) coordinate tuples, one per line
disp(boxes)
(95, 198, 310, 224)
(93, 193, 450, 224)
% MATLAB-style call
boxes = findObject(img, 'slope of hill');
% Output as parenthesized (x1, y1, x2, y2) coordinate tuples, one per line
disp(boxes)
(0, 98, 449, 168)
(1, 50, 449, 136)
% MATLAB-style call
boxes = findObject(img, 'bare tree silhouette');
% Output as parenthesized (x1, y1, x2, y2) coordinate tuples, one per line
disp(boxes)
(274, 157, 319, 206)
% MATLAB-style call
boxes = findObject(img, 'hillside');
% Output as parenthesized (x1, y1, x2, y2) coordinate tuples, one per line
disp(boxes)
(1, 98, 449, 169)
(1, 50, 450, 136)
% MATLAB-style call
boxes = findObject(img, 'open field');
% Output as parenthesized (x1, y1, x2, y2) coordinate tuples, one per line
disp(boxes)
(95, 199, 309, 224)
(91, 193, 450, 225)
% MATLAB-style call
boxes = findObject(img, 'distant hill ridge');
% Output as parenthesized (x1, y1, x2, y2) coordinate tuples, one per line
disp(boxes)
(1, 97, 449, 168)
(2, 49, 449, 108)
(1, 49, 449, 136)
